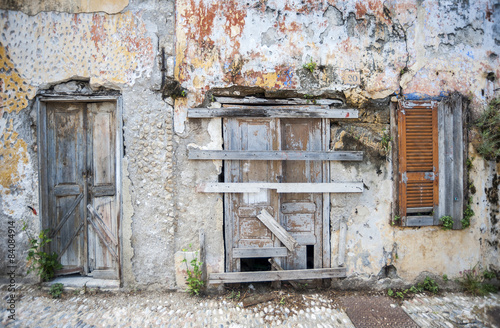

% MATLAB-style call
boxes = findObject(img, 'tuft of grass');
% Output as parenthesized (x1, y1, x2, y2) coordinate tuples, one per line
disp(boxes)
(303, 59, 317, 73)
(475, 98, 500, 160)
(458, 264, 499, 296)
(49, 283, 64, 299)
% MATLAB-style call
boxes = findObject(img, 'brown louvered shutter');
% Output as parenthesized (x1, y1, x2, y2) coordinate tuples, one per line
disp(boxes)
(398, 101, 439, 226)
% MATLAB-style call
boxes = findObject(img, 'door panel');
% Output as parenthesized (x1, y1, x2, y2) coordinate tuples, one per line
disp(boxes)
(280, 119, 323, 270)
(224, 118, 281, 272)
(87, 102, 118, 279)
(44, 101, 119, 279)
(47, 103, 86, 272)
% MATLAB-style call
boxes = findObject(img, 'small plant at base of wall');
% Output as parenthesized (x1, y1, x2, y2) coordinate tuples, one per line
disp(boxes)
(181, 244, 205, 296)
(457, 264, 499, 296)
(439, 216, 454, 230)
(49, 283, 64, 299)
(22, 222, 62, 281)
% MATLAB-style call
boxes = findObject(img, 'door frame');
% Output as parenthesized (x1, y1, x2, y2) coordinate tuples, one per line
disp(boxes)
(37, 95, 123, 280)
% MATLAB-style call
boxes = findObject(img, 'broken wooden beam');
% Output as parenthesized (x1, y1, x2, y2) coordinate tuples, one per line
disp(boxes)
(242, 294, 275, 308)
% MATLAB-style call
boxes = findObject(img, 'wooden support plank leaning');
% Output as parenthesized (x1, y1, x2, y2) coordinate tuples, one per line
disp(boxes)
(199, 229, 207, 283)
(338, 221, 347, 267)
(209, 267, 347, 284)
(197, 182, 364, 193)
(188, 149, 363, 161)
(215, 96, 343, 106)
(187, 107, 358, 119)
(257, 210, 298, 252)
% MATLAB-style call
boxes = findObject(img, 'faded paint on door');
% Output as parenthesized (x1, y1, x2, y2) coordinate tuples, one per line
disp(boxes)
(280, 119, 323, 270)
(224, 118, 325, 272)
(43, 101, 119, 279)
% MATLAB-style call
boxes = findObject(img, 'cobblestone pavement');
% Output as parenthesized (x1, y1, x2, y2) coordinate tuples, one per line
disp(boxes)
(1, 285, 499, 327)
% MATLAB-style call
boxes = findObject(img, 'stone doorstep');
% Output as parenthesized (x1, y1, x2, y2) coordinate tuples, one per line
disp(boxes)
(42, 276, 120, 291)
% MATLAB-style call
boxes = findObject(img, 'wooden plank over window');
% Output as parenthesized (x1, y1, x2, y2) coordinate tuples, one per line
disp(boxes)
(188, 149, 363, 161)
(187, 107, 358, 119)
(398, 101, 439, 225)
(197, 182, 363, 193)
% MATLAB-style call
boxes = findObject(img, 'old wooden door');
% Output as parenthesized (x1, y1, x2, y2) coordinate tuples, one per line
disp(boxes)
(224, 118, 324, 272)
(224, 118, 281, 272)
(280, 119, 323, 270)
(42, 101, 119, 279)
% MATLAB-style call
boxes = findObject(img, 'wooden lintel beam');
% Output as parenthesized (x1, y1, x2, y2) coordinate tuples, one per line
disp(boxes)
(215, 96, 343, 106)
(187, 107, 358, 119)
(188, 150, 363, 161)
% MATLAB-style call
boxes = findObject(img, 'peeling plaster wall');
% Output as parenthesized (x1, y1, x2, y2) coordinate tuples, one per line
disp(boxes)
(0, 0, 178, 288)
(1, 0, 499, 290)
(175, 0, 500, 287)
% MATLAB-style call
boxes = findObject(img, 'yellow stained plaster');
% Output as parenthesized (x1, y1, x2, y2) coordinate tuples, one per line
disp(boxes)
(0, 44, 34, 114)
(254, 71, 282, 89)
(0, 119, 29, 193)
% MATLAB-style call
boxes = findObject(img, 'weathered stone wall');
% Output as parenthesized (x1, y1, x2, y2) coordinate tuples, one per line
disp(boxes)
(0, 0, 498, 290)
(0, 0, 178, 288)
(175, 0, 500, 287)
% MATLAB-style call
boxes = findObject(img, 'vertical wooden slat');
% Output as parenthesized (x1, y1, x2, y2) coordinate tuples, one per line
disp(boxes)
(444, 101, 454, 221)
(83, 103, 90, 274)
(338, 221, 347, 266)
(390, 101, 399, 225)
(397, 103, 408, 222)
(116, 96, 123, 283)
(431, 102, 440, 224)
(38, 100, 49, 231)
(223, 118, 233, 273)
(437, 101, 445, 224)
(452, 96, 463, 229)
(322, 118, 331, 268)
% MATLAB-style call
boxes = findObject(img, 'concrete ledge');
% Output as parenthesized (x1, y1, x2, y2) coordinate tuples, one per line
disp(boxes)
(42, 276, 120, 290)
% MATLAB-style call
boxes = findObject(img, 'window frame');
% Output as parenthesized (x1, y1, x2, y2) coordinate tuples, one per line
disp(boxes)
(392, 96, 469, 229)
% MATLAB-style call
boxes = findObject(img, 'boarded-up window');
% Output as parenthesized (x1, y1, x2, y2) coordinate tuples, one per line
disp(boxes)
(397, 97, 467, 228)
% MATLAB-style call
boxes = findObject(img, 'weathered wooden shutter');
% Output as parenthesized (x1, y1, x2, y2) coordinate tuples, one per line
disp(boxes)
(437, 95, 466, 229)
(398, 101, 439, 226)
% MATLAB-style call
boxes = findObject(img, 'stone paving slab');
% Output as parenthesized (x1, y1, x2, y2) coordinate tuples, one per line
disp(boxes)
(340, 295, 418, 328)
